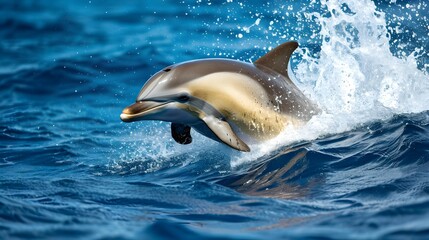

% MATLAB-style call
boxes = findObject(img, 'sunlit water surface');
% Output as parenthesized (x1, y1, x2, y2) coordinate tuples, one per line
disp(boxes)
(1, 0, 429, 239)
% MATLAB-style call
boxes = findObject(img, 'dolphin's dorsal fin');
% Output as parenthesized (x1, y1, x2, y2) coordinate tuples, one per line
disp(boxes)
(254, 41, 298, 79)
(202, 116, 250, 152)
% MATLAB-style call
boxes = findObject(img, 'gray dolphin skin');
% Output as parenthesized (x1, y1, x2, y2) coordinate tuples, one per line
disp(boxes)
(120, 41, 319, 152)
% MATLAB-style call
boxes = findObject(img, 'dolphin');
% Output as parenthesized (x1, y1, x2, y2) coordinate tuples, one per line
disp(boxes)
(120, 41, 319, 152)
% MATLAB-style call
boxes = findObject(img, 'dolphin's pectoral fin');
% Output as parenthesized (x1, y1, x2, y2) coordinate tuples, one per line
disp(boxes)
(171, 123, 192, 145)
(202, 116, 250, 152)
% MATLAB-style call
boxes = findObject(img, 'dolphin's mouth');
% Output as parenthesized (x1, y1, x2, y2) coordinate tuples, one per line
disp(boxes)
(120, 101, 168, 122)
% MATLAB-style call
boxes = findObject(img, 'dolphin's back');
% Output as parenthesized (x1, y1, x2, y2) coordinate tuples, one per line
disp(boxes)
(171, 58, 318, 120)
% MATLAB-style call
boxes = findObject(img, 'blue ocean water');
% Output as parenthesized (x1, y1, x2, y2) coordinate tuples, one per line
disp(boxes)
(1, 0, 429, 239)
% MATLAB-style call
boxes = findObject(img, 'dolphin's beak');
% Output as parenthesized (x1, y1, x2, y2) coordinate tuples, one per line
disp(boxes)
(120, 101, 167, 122)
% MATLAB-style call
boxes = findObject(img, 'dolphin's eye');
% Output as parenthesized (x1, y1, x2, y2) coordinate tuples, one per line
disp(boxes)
(177, 94, 190, 102)
(163, 68, 171, 72)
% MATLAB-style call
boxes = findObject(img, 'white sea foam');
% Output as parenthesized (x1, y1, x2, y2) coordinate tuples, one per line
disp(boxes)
(231, 0, 429, 167)
(112, 122, 233, 174)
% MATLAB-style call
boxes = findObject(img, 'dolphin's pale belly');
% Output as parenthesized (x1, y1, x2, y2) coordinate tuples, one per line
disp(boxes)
(228, 110, 303, 142)
(185, 72, 305, 142)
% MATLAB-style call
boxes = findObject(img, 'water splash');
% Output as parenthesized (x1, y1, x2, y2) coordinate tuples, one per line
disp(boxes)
(232, 0, 429, 166)
(296, 0, 429, 115)
(108, 122, 234, 175)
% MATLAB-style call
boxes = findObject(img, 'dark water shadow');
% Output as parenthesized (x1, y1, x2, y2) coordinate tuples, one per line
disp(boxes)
(218, 143, 321, 199)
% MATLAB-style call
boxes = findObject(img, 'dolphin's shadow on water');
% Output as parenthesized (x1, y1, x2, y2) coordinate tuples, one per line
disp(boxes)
(217, 143, 324, 199)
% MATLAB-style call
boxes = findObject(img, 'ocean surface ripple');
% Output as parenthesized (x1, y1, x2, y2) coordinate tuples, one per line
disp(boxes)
(1, 0, 428, 239)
